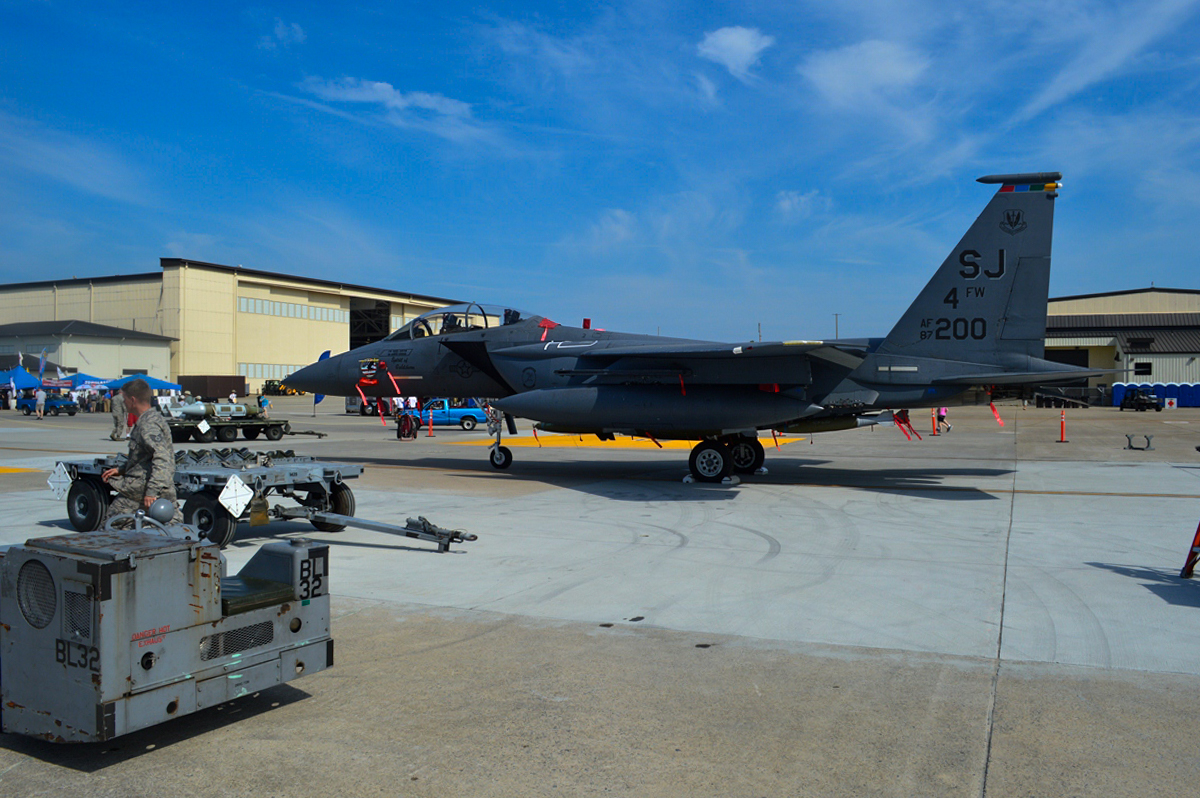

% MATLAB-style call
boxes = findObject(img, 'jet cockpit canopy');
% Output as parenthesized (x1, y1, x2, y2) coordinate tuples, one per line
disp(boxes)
(384, 303, 538, 340)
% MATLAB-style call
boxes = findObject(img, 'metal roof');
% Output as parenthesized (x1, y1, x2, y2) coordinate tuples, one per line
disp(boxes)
(1050, 287, 1200, 302)
(1046, 313, 1200, 331)
(0, 320, 175, 342)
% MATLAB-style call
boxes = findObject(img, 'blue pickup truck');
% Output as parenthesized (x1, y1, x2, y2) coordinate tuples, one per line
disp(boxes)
(405, 398, 488, 430)
(17, 393, 79, 416)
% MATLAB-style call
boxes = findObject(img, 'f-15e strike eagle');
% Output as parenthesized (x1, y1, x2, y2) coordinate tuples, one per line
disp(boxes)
(286, 172, 1103, 482)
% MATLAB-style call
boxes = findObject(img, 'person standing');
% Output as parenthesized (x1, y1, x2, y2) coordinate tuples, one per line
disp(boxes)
(937, 406, 951, 433)
(110, 389, 128, 440)
(101, 379, 183, 529)
(229, 389, 237, 403)
(34, 387, 46, 419)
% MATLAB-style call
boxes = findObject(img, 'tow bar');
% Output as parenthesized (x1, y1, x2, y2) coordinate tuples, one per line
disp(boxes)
(271, 507, 478, 552)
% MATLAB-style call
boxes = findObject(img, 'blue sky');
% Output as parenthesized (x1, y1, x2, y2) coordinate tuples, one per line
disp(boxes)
(2, 1, 1199, 343)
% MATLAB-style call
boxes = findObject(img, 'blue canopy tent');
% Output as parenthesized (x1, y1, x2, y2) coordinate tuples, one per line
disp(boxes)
(1, 366, 41, 390)
(103, 375, 182, 391)
(67, 372, 108, 389)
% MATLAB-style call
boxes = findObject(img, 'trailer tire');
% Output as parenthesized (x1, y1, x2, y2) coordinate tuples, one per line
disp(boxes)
(264, 424, 284, 441)
(67, 478, 109, 532)
(171, 428, 191, 443)
(311, 483, 355, 532)
(242, 426, 260, 440)
(216, 425, 238, 443)
(193, 426, 217, 443)
(183, 494, 238, 549)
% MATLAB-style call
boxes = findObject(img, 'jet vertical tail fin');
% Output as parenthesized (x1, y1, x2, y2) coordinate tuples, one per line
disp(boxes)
(876, 173, 1061, 364)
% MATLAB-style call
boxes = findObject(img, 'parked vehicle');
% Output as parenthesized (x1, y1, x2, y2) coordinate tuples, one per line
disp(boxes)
(263, 379, 303, 396)
(403, 398, 488, 430)
(17, 394, 78, 416)
(1120, 388, 1163, 412)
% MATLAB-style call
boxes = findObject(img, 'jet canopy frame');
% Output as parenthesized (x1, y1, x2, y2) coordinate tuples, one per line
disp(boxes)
(384, 303, 538, 341)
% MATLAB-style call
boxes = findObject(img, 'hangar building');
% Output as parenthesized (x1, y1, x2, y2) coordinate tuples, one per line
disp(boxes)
(0, 259, 456, 393)
(1044, 288, 1200, 390)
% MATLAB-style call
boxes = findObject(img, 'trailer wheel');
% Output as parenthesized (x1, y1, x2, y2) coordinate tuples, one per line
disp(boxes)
(183, 494, 238, 548)
(264, 424, 284, 441)
(242, 426, 260, 440)
(193, 426, 217, 443)
(170, 428, 191, 443)
(311, 483, 355, 532)
(67, 478, 109, 532)
(216, 425, 238, 443)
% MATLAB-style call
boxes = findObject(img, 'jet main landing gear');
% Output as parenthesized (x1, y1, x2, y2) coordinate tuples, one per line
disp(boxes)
(687, 435, 767, 483)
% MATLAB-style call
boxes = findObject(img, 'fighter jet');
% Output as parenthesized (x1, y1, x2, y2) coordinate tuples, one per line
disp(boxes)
(286, 172, 1103, 481)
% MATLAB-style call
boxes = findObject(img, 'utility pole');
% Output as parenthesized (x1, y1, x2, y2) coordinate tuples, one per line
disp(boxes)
(833, 313, 841, 339)
(758, 322, 762, 342)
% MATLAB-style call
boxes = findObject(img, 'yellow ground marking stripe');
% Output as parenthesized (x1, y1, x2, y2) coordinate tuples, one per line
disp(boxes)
(448, 434, 805, 449)
(0, 467, 40, 474)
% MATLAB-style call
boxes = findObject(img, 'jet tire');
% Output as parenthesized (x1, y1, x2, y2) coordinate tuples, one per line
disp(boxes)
(461, 416, 477, 430)
(689, 441, 732, 483)
(490, 445, 513, 470)
(67, 478, 109, 532)
(183, 493, 238, 548)
(729, 437, 765, 474)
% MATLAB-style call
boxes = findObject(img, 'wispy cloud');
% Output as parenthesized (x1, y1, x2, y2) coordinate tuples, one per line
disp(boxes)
(298, 77, 503, 146)
(0, 112, 148, 204)
(1014, 0, 1199, 122)
(799, 39, 929, 109)
(774, 189, 832, 223)
(697, 26, 775, 82)
(259, 18, 306, 51)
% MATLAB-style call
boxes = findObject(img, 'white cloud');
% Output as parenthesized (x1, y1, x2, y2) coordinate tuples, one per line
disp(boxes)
(259, 18, 306, 51)
(775, 189, 831, 223)
(0, 112, 148, 205)
(1014, 0, 1198, 122)
(697, 26, 775, 82)
(298, 77, 500, 146)
(586, 209, 638, 252)
(799, 40, 928, 108)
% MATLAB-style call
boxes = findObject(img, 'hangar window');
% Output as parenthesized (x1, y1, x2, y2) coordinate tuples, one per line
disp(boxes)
(1134, 362, 1152, 376)
(238, 363, 247, 376)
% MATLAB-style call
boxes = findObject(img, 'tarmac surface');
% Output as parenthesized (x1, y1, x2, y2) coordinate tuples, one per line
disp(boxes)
(2, 397, 1199, 796)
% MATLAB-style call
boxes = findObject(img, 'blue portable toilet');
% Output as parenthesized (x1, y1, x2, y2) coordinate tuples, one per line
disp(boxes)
(1112, 383, 1127, 406)
(1180, 384, 1197, 407)
(1153, 383, 1166, 400)
(1165, 383, 1181, 401)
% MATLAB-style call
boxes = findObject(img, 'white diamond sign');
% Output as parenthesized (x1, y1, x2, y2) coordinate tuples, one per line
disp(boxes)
(47, 462, 72, 500)
(197, 419, 211, 434)
(218, 474, 253, 517)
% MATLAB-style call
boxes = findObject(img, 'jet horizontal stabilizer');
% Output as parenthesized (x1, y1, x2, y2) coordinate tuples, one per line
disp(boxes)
(933, 369, 1112, 386)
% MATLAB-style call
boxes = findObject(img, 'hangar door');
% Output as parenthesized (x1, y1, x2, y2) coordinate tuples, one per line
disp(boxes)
(350, 299, 390, 350)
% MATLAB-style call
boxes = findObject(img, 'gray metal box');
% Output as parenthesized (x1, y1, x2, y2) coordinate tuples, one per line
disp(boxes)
(0, 530, 331, 742)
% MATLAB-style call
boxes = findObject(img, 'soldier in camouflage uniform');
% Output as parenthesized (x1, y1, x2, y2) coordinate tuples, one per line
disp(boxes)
(101, 379, 183, 529)
(110, 389, 127, 440)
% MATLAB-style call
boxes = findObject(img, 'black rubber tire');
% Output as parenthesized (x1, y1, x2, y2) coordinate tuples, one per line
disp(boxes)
(50, 407, 60, 416)
(311, 483, 355, 532)
(729, 437, 766, 474)
(182, 493, 238, 548)
(242, 427, 261, 440)
(68, 411, 76, 416)
(359, 404, 368, 416)
(216, 425, 238, 443)
(689, 441, 732, 483)
(490, 445, 513, 470)
(67, 478, 109, 532)
(264, 424, 284, 441)
(460, 416, 477, 430)
(22, 407, 30, 416)
(170, 428, 190, 443)
(193, 426, 217, 443)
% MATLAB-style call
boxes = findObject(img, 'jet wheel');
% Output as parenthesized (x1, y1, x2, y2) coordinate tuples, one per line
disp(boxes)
(689, 441, 732, 483)
(728, 438, 765, 474)
(490, 445, 513, 470)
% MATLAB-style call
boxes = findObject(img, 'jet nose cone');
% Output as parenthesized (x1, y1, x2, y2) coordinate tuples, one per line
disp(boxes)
(285, 355, 344, 394)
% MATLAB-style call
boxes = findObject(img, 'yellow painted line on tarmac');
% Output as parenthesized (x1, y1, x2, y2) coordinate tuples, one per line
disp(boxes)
(0, 466, 40, 474)
(447, 434, 805, 449)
